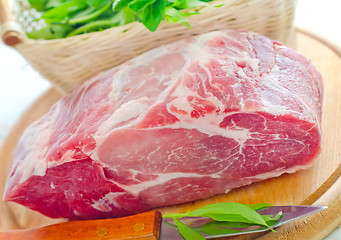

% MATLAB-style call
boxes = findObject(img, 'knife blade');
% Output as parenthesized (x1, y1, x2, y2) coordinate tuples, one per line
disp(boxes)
(0, 205, 326, 240)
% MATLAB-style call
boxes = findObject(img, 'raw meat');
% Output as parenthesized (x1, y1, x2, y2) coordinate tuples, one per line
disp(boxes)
(4, 30, 323, 220)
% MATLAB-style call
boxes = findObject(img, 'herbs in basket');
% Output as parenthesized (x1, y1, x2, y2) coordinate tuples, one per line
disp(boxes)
(26, 0, 221, 39)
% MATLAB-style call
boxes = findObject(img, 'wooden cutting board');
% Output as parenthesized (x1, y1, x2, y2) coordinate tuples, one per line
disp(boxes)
(0, 29, 340, 238)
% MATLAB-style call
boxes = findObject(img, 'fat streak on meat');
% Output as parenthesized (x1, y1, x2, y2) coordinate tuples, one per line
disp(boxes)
(4, 30, 323, 219)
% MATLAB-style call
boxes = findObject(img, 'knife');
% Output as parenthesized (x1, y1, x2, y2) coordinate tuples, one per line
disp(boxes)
(0, 205, 326, 240)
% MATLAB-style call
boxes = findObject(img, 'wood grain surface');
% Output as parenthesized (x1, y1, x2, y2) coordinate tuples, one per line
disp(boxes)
(0, 30, 340, 239)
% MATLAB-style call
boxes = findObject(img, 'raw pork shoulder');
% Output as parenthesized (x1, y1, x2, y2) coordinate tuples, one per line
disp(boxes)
(4, 30, 323, 220)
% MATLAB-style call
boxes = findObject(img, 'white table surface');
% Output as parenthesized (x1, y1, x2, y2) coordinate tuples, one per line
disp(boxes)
(0, 0, 340, 238)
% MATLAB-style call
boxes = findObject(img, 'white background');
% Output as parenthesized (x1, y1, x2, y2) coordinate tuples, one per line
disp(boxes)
(0, 0, 340, 238)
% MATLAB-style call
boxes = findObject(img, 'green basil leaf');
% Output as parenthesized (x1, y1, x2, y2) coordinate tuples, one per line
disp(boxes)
(200, 213, 262, 224)
(175, 0, 208, 9)
(182, 11, 200, 17)
(171, 0, 185, 7)
(111, 7, 137, 25)
(85, 0, 112, 8)
(246, 203, 274, 211)
(26, 23, 71, 39)
(188, 202, 269, 227)
(214, 3, 224, 7)
(69, 6, 97, 20)
(271, 211, 283, 221)
(41, 1, 88, 23)
(173, 218, 205, 240)
(262, 211, 282, 227)
(66, 18, 114, 36)
(165, 6, 191, 28)
(260, 212, 282, 223)
(193, 220, 252, 235)
(67, 7, 136, 37)
(142, 0, 166, 32)
(128, 0, 156, 11)
(194, 221, 243, 235)
(113, 0, 134, 10)
(45, 0, 72, 10)
(28, 0, 46, 11)
(69, 2, 113, 24)
(261, 214, 275, 222)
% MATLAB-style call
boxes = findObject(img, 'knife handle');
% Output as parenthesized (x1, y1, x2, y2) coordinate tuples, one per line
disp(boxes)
(0, 211, 162, 240)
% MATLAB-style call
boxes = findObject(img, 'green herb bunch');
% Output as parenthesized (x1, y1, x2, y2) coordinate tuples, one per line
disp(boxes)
(26, 0, 216, 39)
(163, 202, 283, 240)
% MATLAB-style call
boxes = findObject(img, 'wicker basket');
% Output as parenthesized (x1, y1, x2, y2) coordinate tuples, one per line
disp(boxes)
(0, 0, 297, 94)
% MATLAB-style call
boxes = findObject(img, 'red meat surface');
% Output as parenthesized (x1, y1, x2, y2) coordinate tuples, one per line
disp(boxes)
(4, 30, 323, 220)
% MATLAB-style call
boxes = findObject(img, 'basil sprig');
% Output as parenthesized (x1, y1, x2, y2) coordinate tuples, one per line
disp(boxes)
(163, 202, 283, 240)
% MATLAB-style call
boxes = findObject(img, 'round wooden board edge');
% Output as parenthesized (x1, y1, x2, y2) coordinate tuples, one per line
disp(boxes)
(295, 27, 341, 205)
(0, 28, 340, 230)
(296, 28, 341, 58)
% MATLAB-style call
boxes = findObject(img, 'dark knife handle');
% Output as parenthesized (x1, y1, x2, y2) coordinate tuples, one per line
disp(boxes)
(0, 211, 162, 240)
